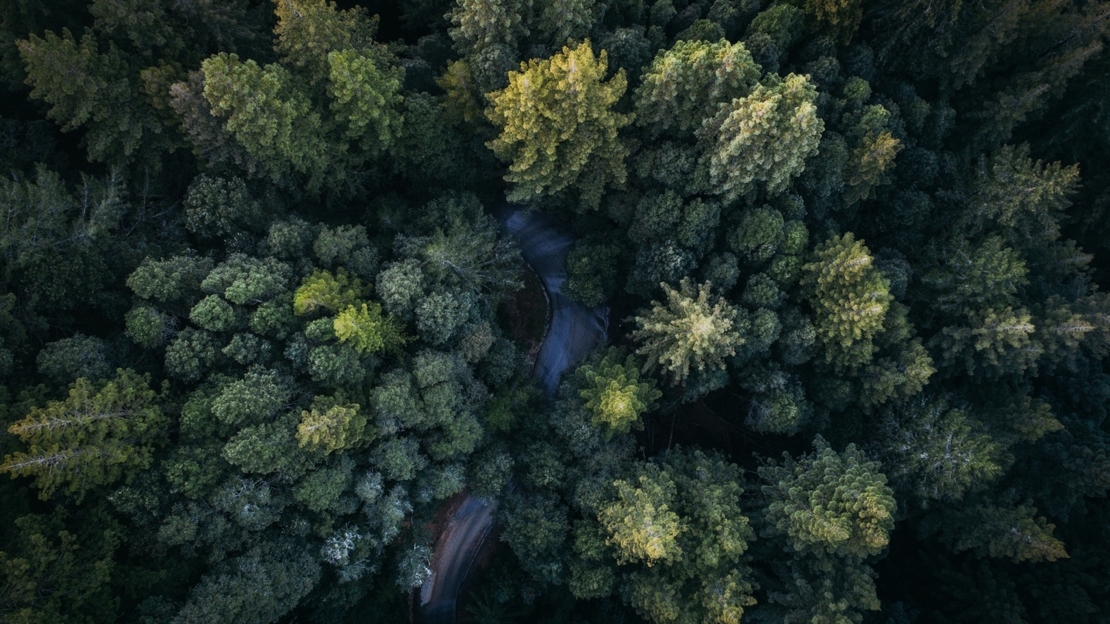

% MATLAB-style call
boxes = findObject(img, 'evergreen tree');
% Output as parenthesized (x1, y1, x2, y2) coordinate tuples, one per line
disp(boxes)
(630, 278, 747, 386)
(575, 348, 662, 437)
(698, 73, 824, 200)
(634, 38, 762, 137)
(801, 233, 893, 372)
(1, 370, 167, 500)
(760, 436, 896, 559)
(485, 41, 632, 209)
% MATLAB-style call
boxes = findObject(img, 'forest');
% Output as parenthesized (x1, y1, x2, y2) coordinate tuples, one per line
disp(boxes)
(1, 0, 1110, 622)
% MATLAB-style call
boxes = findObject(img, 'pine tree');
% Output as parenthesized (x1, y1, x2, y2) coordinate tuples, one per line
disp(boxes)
(18, 29, 170, 166)
(630, 278, 746, 386)
(447, 0, 531, 55)
(576, 348, 662, 437)
(293, 269, 366, 316)
(877, 396, 1007, 502)
(760, 436, 896, 558)
(1, 370, 167, 501)
(201, 52, 330, 189)
(801, 233, 893, 372)
(333, 303, 408, 355)
(698, 73, 824, 200)
(485, 41, 632, 209)
(633, 38, 761, 137)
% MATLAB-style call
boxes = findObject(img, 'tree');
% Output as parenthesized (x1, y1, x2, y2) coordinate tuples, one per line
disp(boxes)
(326, 49, 404, 155)
(18, 29, 170, 166)
(926, 499, 1069, 563)
(0, 509, 120, 624)
(447, 0, 530, 55)
(576, 348, 662, 437)
(634, 38, 761, 136)
(201, 52, 329, 188)
(333, 303, 408, 355)
(760, 436, 896, 558)
(801, 233, 893, 372)
(933, 307, 1040, 377)
(630, 278, 747, 386)
(485, 40, 633, 209)
(173, 541, 321, 624)
(876, 396, 1007, 502)
(584, 450, 756, 624)
(797, 0, 865, 43)
(843, 130, 902, 205)
(957, 144, 1080, 247)
(698, 73, 824, 200)
(1, 370, 167, 501)
(183, 174, 266, 238)
(293, 268, 366, 316)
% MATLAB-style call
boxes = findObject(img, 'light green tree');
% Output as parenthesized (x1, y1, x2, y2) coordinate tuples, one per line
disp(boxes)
(326, 48, 404, 155)
(630, 278, 746, 386)
(201, 52, 329, 187)
(296, 400, 367, 454)
(598, 471, 684, 566)
(634, 38, 762, 136)
(760, 436, 896, 558)
(333, 303, 408, 355)
(293, 268, 366, 316)
(576, 348, 662, 437)
(844, 130, 903, 204)
(698, 73, 823, 200)
(801, 233, 893, 372)
(485, 40, 633, 209)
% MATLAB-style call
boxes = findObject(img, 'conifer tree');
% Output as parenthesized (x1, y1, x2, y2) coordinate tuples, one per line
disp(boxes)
(634, 38, 762, 136)
(760, 436, 896, 558)
(630, 278, 746, 385)
(576, 349, 662, 437)
(698, 73, 824, 200)
(801, 233, 893, 372)
(1, 370, 167, 500)
(485, 41, 632, 209)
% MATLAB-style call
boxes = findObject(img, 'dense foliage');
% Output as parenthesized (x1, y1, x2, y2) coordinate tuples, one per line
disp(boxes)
(2, 0, 1110, 622)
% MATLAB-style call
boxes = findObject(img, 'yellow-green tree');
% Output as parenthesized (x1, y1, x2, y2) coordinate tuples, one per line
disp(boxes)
(485, 40, 632, 209)
(698, 73, 824, 200)
(760, 436, 896, 558)
(575, 348, 662, 437)
(631, 278, 746, 386)
(333, 303, 408, 355)
(633, 38, 761, 136)
(296, 399, 368, 454)
(801, 233, 893, 372)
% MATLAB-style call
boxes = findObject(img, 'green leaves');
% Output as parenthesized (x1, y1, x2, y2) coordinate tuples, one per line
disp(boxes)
(576, 349, 662, 437)
(634, 38, 762, 137)
(801, 233, 893, 372)
(599, 473, 684, 566)
(326, 49, 403, 153)
(485, 40, 632, 209)
(760, 436, 896, 558)
(632, 278, 745, 386)
(1, 370, 166, 501)
(333, 303, 408, 355)
(699, 72, 824, 200)
(202, 52, 329, 187)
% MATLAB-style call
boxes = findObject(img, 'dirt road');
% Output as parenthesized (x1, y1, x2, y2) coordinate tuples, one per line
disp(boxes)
(418, 205, 609, 623)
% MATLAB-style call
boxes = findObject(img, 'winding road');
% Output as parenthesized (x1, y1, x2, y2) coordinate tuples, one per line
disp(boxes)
(418, 205, 609, 624)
